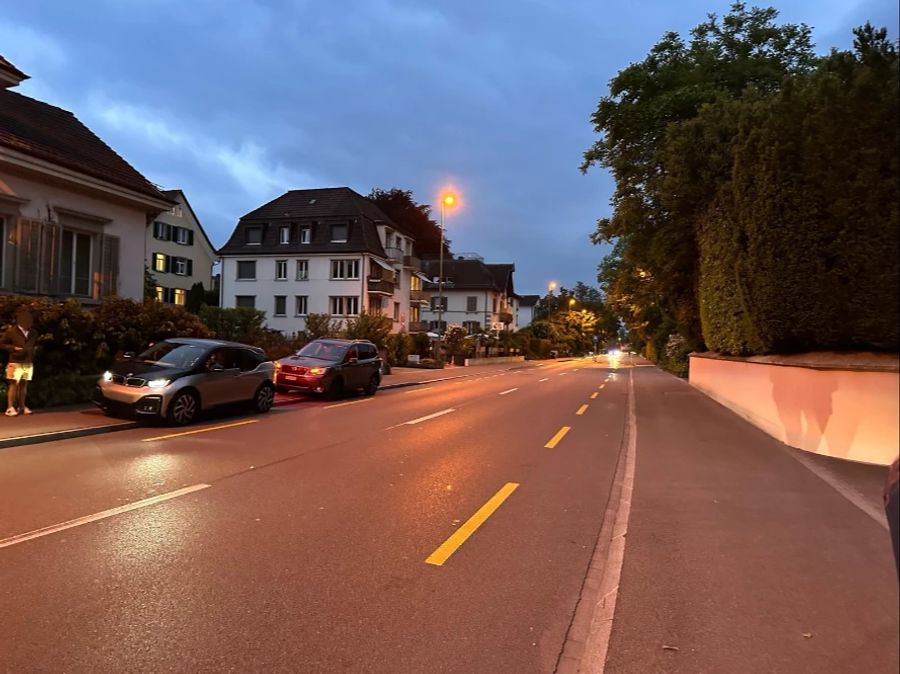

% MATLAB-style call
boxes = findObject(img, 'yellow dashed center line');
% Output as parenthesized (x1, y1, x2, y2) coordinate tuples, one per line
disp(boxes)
(544, 426, 571, 448)
(590, 392, 599, 399)
(142, 419, 258, 442)
(425, 482, 520, 566)
(324, 398, 374, 409)
(576, 404, 589, 416)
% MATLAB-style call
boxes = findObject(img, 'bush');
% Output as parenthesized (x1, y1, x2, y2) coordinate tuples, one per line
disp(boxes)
(198, 306, 264, 343)
(342, 311, 392, 347)
(386, 332, 414, 367)
(305, 313, 338, 340)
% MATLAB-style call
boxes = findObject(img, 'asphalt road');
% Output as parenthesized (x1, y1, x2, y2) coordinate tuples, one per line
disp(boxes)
(0, 358, 627, 673)
(1, 358, 896, 673)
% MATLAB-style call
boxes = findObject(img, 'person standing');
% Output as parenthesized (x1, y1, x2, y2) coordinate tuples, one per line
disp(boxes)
(1, 307, 38, 416)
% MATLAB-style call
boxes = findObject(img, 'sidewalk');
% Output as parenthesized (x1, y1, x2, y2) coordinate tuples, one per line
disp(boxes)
(603, 367, 898, 673)
(0, 361, 536, 450)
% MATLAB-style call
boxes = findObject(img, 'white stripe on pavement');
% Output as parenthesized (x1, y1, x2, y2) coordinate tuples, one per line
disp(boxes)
(498, 388, 518, 396)
(538, 378, 549, 382)
(402, 408, 456, 425)
(0, 484, 211, 549)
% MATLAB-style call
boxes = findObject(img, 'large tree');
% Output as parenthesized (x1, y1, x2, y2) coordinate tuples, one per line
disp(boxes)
(367, 188, 449, 258)
(582, 3, 816, 352)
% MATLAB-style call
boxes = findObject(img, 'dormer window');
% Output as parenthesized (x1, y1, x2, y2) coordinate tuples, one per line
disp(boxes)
(300, 226, 311, 244)
(330, 223, 348, 243)
(279, 226, 290, 244)
(246, 226, 263, 245)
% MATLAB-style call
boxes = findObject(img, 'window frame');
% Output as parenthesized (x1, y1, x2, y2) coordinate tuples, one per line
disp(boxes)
(466, 296, 478, 312)
(299, 226, 312, 244)
(235, 295, 256, 309)
(330, 258, 360, 280)
(329, 295, 359, 316)
(236, 260, 257, 281)
(275, 259, 288, 281)
(296, 259, 309, 281)
(279, 226, 291, 245)
(295, 295, 309, 316)
(245, 226, 263, 245)
(330, 223, 349, 243)
(274, 295, 287, 317)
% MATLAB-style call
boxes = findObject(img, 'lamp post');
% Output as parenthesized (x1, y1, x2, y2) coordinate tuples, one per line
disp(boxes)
(437, 193, 456, 363)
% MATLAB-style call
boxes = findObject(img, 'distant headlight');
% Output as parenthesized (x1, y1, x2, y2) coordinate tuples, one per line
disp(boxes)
(102, 371, 113, 382)
(608, 349, 620, 357)
(147, 378, 171, 389)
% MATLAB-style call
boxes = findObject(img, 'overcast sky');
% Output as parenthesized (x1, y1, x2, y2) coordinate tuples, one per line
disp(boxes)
(3, 0, 897, 294)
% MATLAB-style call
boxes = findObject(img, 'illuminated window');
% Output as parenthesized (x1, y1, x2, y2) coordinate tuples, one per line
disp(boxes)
(155, 286, 164, 302)
(174, 288, 186, 306)
(153, 252, 167, 273)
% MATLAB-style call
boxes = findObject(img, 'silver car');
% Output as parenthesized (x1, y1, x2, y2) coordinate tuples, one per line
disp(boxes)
(94, 338, 276, 425)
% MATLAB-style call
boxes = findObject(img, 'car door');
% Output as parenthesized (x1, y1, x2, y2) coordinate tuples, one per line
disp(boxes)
(201, 347, 242, 407)
(342, 345, 363, 390)
(236, 348, 266, 401)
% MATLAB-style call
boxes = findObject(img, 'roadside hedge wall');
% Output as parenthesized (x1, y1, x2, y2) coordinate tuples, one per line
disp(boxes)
(697, 58, 899, 355)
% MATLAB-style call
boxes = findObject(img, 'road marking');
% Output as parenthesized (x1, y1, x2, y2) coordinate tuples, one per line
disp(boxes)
(591, 392, 599, 399)
(142, 419, 258, 442)
(425, 482, 520, 566)
(538, 378, 550, 382)
(498, 388, 518, 396)
(599, 383, 606, 389)
(576, 404, 589, 416)
(573, 368, 580, 372)
(324, 398, 374, 409)
(404, 408, 456, 425)
(559, 373, 568, 376)
(404, 386, 432, 394)
(0, 484, 211, 549)
(578, 370, 636, 672)
(545, 426, 571, 448)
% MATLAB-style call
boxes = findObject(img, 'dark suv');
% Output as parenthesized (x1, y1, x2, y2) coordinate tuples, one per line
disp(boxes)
(275, 339, 381, 399)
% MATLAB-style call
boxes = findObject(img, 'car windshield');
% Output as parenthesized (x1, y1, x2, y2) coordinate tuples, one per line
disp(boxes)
(137, 342, 207, 369)
(295, 341, 348, 361)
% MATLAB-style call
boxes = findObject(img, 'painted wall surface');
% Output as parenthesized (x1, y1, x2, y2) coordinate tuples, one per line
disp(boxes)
(0, 170, 149, 300)
(689, 354, 899, 465)
(220, 254, 413, 334)
(147, 196, 215, 291)
(421, 288, 518, 331)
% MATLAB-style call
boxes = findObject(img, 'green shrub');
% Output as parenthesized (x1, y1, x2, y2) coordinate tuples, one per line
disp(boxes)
(0, 374, 99, 409)
(342, 311, 392, 347)
(304, 313, 338, 340)
(386, 333, 413, 367)
(198, 306, 264, 343)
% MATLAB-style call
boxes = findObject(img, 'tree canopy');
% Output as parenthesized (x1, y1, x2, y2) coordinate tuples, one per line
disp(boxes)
(368, 188, 449, 258)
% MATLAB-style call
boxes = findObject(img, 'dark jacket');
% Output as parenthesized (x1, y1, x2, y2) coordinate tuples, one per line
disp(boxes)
(0, 325, 38, 363)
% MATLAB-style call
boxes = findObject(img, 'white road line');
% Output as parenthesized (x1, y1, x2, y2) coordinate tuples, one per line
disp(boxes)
(403, 408, 456, 425)
(323, 398, 374, 409)
(582, 370, 637, 672)
(559, 373, 568, 376)
(538, 377, 550, 382)
(498, 388, 518, 396)
(404, 386, 432, 394)
(0, 484, 211, 549)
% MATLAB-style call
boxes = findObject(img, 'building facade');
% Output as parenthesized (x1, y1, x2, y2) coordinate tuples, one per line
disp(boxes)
(0, 55, 172, 302)
(147, 189, 217, 305)
(420, 255, 519, 333)
(218, 187, 429, 333)
(516, 294, 540, 327)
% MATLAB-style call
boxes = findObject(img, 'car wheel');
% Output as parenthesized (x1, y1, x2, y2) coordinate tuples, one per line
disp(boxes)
(167, 390, 198, 426)
(364, 373, 380, 396)
(325, 377, 344, 400)
(254, 383, 275, 413)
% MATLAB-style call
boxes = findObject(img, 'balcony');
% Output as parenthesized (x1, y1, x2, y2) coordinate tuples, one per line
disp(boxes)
(367, 277, 395, 295)
(384, 247, 404, 263)
(403, 254, 421, 269)
(408, 321, 429, 333)
(499, 310, 514, 324)
(409, 288, 430, 304)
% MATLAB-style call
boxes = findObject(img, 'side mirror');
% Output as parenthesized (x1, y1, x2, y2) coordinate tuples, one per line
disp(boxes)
(123, 351, 135, 360)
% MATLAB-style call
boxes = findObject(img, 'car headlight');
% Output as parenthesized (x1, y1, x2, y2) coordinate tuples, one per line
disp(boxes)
(102, 371, 113, 382)
(147, 378, 171, 389)
(309, 367, 329, 375)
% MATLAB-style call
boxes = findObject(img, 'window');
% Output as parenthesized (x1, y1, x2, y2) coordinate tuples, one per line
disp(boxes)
(296, 259, 309, 280)
(410, 275, 422, 291)
(330, 296, 359, 316)
(274, 295, 287, 316)
(175, 227, 192, 245)
(171, 205, 183, 218)
(393, 302, 401, 321)
(240, 349, 265, 372)
(236, 260, 256, 280)
(155, 286, 165, 302)
(467, 296, 478, 312)
(279, 226, 290, 244)
(153, 221, 171, 241)
(359, 344, 378, 360)
(429, 320, 447, 333)
(300, 226, 311, 244)
(295, 295, 308, 316)
(330, 223, 348, 243)
(275, 260, 288, 280)
(330, 259, 360, 280)
(410, 305, 420, 322)
(430, 296, 448, 311)
(246, 227, 263, 245)
(174, 288, 186, 306)
(464, 320, 481, 334)
(174, 258, 188, 276)
(235, 295, 256, 309)
(59, 229, 92, 296)
(153, 252, 168, 273)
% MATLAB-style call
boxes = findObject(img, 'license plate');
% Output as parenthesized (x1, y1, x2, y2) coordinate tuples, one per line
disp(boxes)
(284, 375, 298, 381)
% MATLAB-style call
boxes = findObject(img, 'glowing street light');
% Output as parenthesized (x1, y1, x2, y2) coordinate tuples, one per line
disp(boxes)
(437, 191, 458, 360)
(548, 281, 557, 294)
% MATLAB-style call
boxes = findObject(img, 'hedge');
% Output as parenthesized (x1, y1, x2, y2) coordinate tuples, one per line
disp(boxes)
(697, 51, 899, 355)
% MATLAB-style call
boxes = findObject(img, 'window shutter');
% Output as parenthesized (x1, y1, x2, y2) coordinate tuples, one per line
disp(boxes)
(188, 230, 195, 245)
(164, 255, 171, 273)
(15, 219, 42, 293)
(100, 234, 120, 297)
(40, 221, 60, 294)
(187, 259, 193, 276)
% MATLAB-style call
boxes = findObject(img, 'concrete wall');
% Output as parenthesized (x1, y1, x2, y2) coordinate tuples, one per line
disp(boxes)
(0, 170, 148, 300)
(689, 353, 899, 465)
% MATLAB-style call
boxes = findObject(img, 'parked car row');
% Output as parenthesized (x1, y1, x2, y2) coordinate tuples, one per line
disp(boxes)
(93, 337, 382, 426)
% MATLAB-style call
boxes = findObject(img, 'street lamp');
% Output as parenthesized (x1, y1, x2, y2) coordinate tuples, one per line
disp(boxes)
(569, 298, 576, 309)
(548, 281, 557, 294)
(437, 192, 457, 362)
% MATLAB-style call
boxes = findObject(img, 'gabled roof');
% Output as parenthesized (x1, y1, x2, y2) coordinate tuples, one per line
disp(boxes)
(0, 55, 28, 87)
(517, 294, 541, 307)
(218, 187, 396, 257)
(422, 258, 516, 293)
(0, 88, 170, 203)
(160, 188, 217, 255)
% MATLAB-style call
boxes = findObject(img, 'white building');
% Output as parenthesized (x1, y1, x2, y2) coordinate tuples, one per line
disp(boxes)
(147, 189, 217, 305)
(420, 255, 519, 333)
(516, 294, 540, 327)
(0, 55, 171, 301)
(218, 187, 429, 333)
